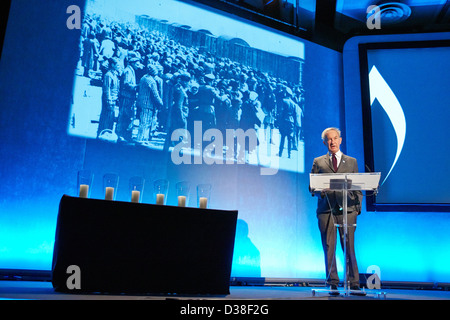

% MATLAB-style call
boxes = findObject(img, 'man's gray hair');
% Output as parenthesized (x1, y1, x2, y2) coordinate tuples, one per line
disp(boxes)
(321, 127, 341, 141)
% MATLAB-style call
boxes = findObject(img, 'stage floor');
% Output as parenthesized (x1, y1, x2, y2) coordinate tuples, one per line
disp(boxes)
(1, 280, 450, 300)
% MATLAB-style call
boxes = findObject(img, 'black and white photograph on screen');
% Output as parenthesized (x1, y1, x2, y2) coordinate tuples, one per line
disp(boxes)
(68, 0, 306, 173)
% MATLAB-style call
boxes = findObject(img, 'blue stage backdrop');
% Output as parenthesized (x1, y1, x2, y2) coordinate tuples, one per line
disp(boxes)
(364, 43, 450, 208)
(343, 32, 450, 283)
(1, 0, 450, 284)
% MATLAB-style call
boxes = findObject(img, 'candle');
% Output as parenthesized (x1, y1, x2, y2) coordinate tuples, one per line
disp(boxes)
(178, 195, 186, 207)
(105, 187, 114, 200)
(79, 184, 89, 198)
(199, 197, 208, 209)
(156, 193, 165, 205)
(131, 190, 140, 203)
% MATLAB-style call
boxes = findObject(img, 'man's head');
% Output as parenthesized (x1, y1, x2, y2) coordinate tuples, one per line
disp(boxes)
(322, 127, 342, 154)
(128, 52, 143, 70)
(178, 72, 191, 87)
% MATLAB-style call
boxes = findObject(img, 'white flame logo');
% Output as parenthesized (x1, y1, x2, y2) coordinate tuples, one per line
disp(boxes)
(369, 66, 407, 185)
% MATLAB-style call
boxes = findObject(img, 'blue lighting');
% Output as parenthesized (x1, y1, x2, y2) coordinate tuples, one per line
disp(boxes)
(1, 0, 450, 285)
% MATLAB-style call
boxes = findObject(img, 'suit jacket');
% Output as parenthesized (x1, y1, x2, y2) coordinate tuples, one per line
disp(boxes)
(310, 153, 362, 214)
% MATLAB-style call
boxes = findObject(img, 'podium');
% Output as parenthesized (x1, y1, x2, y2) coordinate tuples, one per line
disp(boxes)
(310, 172, 380, 296)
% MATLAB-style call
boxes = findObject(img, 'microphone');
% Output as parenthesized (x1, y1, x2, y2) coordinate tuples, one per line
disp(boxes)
(364, 164, 379, 196)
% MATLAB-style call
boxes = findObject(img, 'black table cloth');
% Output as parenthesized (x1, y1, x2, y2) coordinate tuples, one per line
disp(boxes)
(52, 195, 237, 295)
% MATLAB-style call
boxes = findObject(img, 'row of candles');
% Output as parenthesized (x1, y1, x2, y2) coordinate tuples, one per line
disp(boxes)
(77, 170, 211, 209)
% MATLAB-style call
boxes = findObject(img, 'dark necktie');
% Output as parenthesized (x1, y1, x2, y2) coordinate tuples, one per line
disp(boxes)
(332, 153, 338, 172)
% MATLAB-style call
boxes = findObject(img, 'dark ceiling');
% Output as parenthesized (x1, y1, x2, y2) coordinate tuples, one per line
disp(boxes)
(190, 0, 450, 51)
(1, 1, 449, 53)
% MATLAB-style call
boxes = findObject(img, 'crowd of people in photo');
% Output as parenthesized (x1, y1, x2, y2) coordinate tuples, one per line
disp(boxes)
(79, 14, 305, 159)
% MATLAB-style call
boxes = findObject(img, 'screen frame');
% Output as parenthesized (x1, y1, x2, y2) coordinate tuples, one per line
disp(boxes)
(67, 0, 308, 176)
(358, 39, 450, 212)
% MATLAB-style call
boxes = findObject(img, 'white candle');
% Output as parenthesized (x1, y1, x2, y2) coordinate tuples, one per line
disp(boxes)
(156, 193, 165, 205)
(79, 184, 89, 198)
(105, 187, 115, 200)
(178, 195, 186, 207)
(199, 197, 208, 209)
(131, 190, 140, 203)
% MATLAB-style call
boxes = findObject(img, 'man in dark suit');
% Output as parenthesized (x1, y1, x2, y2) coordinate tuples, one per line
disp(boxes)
(310, 127, 364, 295)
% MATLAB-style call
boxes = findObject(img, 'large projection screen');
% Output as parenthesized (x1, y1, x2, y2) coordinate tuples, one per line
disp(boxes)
(359, 40, 450, 212)
(68, 0, 306, 176)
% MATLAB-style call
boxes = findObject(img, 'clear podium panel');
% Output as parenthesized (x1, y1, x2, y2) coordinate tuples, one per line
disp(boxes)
(309, 173, 381, 191)
(309, 172, 381, 297)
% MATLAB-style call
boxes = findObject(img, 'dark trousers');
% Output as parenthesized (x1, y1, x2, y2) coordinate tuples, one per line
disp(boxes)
(318, 211, 359, 286)
(97, 99, 116, 138)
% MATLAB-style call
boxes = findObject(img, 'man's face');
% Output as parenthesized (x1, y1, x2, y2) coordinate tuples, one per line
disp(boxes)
(323, 130, 342, 154)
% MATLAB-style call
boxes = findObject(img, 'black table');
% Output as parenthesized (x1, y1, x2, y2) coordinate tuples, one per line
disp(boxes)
(52, 195, 237, 295)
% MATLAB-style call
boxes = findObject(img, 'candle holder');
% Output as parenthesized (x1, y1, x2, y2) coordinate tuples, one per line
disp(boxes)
(153, 179, 169, 205)
(197, 183, 211, 209)
(103, 173, 119, 201)
(77, 170, 93, 198)
(176, 181, 191, 207)
(129, 176, 145, 203)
